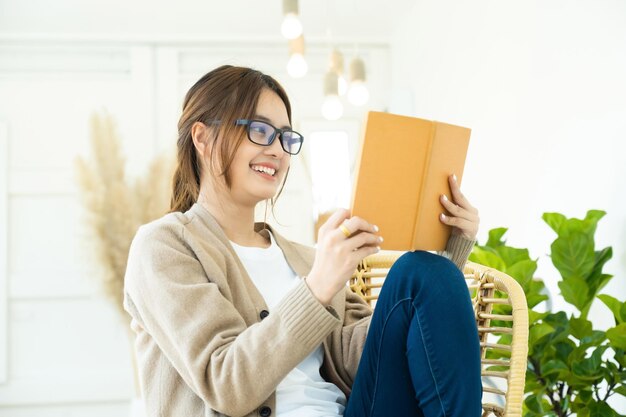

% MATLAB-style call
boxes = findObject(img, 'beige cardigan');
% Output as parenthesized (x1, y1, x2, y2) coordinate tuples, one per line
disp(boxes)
(123, 203, 474, 417)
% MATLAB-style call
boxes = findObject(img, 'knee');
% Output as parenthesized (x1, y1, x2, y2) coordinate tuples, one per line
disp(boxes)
(388, 251, 465, 292)
(395, 251, 460, 276)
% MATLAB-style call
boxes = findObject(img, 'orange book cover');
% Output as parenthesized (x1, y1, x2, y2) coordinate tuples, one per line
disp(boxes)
(350, 111, 471, 251)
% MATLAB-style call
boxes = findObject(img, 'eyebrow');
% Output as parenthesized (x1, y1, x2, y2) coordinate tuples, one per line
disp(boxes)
(254, 115, 292, 130)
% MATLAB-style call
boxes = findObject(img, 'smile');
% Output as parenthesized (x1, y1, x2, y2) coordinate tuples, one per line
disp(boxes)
(250, 164, 277, 178)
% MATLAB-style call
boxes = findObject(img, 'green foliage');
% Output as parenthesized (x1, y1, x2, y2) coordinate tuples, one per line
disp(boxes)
(470, 210, 626, 417)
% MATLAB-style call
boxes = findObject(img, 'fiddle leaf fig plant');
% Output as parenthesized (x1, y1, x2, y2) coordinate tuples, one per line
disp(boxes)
(470, 210, 626, 417)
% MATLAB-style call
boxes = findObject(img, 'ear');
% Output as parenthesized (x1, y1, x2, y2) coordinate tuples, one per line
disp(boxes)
(191, 121, 211, 158)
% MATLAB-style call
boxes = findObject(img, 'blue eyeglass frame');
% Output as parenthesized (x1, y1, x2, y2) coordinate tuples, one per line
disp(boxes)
(204, 119, 304, 155)
(234, 119, 304, 155)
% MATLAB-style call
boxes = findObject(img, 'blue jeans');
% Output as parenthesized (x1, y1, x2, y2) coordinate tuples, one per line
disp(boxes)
(344, 251, 482, 417)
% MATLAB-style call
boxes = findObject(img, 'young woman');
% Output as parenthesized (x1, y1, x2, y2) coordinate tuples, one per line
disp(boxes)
(124, 65, 482, 417)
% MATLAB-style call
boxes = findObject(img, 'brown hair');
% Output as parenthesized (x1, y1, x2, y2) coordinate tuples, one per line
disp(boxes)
(170, 65, 292, 213)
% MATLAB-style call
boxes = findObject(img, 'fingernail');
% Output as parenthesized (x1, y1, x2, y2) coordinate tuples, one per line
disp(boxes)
(440, 213, 447, 220)
(453, 174, 457, 182)
(379, 236, 384, 242)
(376, 246, 381, 251)
(373, 225, 379, 232)
(442, 194, 448, 201)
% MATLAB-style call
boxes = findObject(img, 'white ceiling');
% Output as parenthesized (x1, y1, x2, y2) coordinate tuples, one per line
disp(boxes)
(0, 0, 416, 44)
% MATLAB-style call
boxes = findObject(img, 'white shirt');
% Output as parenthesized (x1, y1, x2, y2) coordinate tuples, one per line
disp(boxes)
(230, 231, 347, 417)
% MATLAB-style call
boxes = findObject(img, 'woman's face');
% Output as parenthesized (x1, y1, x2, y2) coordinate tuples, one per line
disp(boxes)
(227, 88, 292, 206)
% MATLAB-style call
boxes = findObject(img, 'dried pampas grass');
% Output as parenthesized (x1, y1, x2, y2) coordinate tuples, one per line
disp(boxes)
(75, 112, 175, 320)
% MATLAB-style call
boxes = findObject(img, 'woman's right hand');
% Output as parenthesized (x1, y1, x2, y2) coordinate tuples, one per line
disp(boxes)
(306, 209, 382, 305)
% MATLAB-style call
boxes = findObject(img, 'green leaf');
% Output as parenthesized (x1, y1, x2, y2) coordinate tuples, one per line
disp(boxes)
(497, 246, 532, 267)
(571, 346, 607, 381)
(526, 280, 549, 309)
(558, 277, 590, 311)
(589, 274, 614, 304)
(583, 247, 614, 305)
(506, 259, 538, 289)
(579, 330, 606, 349)
(545, 311, 569, 327)
(553, 341, 575, 364)
(470, 246, 507, 271)
(584, 210, 607, 230)
(598, 294, 626, 325)
(526, 293, 550, 310)
(606, 362, 621, 385)
(543, 212, 567, 234)
(524, 394, 544, 414)
(578, 388, 594, 403)
(529, 310, 550, 325)
(522, 401, 539, 417)
(559, 216, 600, 240)
(524, 371, 544, 392)
(606, 323, 626, 350)
(486, 227, 508, 247)
(529, 322, 555, 346)
(541, 359, 568, 376)
(551, 232, 596, 280)
(570, 316, 593, 340)
(588, 247, 613, 285)
(614, 385, 626, 397)
(614, 349, 626, 368)
(587, 400, 618, 417)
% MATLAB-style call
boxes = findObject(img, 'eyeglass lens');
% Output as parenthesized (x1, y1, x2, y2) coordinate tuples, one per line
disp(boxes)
(247, 120, 303, 155)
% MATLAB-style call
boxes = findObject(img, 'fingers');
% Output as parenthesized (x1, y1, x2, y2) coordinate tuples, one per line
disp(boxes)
(447, 174, 477, 214)
(440, 193, 478, 222)
(342, 216, 379, 236)
(330, 214, 382, 251)
(349, 231, 383, 250)
(439, 214, 478, 238)
(440, 213, 472, 229)
(352, 244, 381, 262)
(441, 174, 480, 240)
(320, 209, 351, 232)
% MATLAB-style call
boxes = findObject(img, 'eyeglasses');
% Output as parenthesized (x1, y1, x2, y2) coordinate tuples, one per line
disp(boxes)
(235, 119, 304, 155)
(206, 118, 304, 155)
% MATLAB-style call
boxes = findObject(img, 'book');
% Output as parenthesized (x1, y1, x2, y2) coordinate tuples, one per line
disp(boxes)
(350, 111, 471, 251)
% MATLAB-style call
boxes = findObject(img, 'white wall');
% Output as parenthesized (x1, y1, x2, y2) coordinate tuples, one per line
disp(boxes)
(390, 0, 625, 410)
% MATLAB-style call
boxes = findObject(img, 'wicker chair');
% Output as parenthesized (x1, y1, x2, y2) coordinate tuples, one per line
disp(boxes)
(349, 254, 529, 417)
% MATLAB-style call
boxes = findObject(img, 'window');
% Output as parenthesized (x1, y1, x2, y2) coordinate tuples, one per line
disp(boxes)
(308, 130, 352, 220)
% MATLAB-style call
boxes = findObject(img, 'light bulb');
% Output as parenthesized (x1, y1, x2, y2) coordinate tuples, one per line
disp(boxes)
(347, 80, 370, 106)
(281, 13, 303, 40)
(337, 75, 348, 96)
(286, 54, 308, 78)
(321, 95, 343, 120)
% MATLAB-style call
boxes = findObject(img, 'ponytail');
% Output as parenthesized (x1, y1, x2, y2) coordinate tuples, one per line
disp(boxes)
(169, 150, 200, 212)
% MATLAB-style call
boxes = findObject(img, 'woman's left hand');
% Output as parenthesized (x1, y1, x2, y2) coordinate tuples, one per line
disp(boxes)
(439, 174, 479, 241)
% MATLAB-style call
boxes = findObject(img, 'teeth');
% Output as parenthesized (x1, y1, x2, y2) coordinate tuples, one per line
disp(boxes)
(251, 165, 276, 176)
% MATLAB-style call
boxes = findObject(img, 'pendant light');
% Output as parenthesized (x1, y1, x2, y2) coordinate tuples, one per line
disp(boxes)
(321, 71, 343, 121)
(347, 57, 370, 106)
(281, 0, 303, 40)
(286, 35, 308, 78)
(329, 49, 348, 96)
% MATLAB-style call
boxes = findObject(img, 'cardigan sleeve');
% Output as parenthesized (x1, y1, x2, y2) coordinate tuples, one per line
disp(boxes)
(123, 223, 341, 417)
(339, 288, 372, 383)
(437, 233, 475, 270)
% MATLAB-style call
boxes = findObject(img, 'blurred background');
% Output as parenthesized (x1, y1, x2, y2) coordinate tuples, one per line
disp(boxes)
(0, 0, 625, 415)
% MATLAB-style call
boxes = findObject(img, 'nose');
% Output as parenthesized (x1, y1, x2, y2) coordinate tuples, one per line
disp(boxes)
(265, 134, 286, 158)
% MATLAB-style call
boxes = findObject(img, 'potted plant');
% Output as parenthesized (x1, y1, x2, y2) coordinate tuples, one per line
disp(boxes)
(470, 210, 626, 417)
